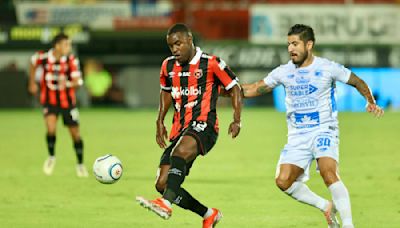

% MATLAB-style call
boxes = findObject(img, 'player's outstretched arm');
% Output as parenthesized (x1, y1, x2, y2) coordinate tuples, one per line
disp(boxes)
(156, 90, 172, 148)
(227, 84, 242, 139)
(28, 63, 38, 95)
(241, 80, 273, 98)
(347, 72, 384, 118)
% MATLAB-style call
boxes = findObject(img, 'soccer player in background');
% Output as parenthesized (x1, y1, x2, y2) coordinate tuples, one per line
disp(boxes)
(241, 24, 384, 228)
(28, 33, 88, 177)
(136, 23, 242, 228)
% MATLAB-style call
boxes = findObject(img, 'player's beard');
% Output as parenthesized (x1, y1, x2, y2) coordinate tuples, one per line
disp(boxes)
(293, 51, 308, 67)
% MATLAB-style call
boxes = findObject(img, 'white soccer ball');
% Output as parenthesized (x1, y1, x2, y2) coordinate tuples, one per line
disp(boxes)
(93, 154, 123, 184)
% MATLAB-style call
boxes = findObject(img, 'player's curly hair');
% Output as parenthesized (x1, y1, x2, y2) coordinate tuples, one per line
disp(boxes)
(288, 24, 315, 45)
(52, 33, 69, 47)
(167, 23, 192, 37)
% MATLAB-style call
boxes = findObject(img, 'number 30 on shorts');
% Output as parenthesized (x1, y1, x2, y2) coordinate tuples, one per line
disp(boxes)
(315, 135, 332, 152)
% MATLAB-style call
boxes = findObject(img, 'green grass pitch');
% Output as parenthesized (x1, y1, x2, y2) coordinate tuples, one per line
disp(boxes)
(1, 108, 399, 227)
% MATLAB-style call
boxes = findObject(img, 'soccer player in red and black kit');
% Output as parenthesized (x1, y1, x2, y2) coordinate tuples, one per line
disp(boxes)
(28, 33, 88, 177)
(136, 23, 242, 227)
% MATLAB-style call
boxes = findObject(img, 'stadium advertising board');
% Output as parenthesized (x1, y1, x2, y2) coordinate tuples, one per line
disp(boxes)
(250, 4, 400, 45)
(0, 25, 89, 44)
(15, 2, 131, 29)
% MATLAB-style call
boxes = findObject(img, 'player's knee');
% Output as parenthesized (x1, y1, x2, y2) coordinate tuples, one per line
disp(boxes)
(275, 176, 293, 191)
(320, 170, 338, 186)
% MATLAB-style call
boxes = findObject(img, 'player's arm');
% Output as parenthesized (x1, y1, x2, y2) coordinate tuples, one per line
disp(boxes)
(28, 59, 39, 95)
(67, 76, 84, 88)
(156, 90, 172, 148)
(227, 84, 242, 138)
(66, 56, 83, 88)
(241, 79, 273, 98)
(347, 72, 384, 117)
(219, 86, 231, 97)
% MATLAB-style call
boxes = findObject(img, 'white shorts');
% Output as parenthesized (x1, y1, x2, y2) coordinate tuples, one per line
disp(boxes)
(275, 128, 339, 182)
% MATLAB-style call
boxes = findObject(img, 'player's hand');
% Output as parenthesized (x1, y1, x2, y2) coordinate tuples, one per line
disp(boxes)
(366, 103, 384, 118)
(28, 83, 38, 95)
(228, 121, 241, 139)
(156, 121, 168, 149)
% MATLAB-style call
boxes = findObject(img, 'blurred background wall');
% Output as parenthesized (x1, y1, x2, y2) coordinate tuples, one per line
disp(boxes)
(0, 0, 399, 110)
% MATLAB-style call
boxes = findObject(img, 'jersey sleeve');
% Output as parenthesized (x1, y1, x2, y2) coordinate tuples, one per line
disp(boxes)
(68, 55, 82, 79)
(211, 57, 238, 90)
(31, 51, 44, 66)
(263, 67, 282, 89)
(160, 59, 172, 92)
(330, 62, 351, 83)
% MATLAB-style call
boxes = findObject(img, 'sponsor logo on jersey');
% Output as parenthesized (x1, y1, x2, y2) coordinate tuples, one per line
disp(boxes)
(287, 74, 295, 79)
(184, 100, 198, 108)
(297, 69, 309, 74)
(178, 72, 191, 77)
(295, 76, 310, 84)
(171, 86, 202, 99)
(292, 97, 318, 110)
(287, 84, 318, 96)
(45, 64, 69, 72)
(292, 111, 320, 128)
(308, 84, 318, 94)
(314, 70, 322, 77)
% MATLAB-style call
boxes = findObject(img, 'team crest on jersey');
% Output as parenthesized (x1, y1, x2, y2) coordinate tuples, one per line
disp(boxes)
(194, 69, 203, 79)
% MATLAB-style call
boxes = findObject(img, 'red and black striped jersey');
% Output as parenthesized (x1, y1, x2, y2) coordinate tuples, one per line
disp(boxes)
(160, 47, 238, 141)
(31, 49, 82, 108)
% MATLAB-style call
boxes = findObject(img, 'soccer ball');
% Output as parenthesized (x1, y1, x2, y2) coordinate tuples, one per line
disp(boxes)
(93, 154, 123, 184)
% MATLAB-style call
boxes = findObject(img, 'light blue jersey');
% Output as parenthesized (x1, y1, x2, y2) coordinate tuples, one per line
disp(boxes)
(264, 56, 351, 136)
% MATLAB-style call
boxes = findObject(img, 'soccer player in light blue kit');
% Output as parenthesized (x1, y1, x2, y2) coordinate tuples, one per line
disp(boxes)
(242, 24, 384, 228)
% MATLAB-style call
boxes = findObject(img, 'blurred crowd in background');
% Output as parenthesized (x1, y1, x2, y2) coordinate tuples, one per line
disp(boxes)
(0, 0, 399, 110)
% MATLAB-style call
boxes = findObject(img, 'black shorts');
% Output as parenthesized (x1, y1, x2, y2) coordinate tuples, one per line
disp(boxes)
(43, 105, 80, 126)
(159, 121, 218, 175)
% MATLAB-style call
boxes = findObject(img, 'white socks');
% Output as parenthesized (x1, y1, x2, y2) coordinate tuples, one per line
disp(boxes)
(329, 181, 354, 227)
(285, 181, 354, 227)
(285, 181, 329, 212)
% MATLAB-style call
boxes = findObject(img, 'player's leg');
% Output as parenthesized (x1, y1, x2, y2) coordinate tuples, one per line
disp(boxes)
(64, 108, 87, 177)
(155, 137, 180, 194)
(155, 165, 170, 195)
(318, 157, 353, 228)
(43, 107, 58, 175)
(276, 163, 330, 212)
(155, 142, 211, 220)
(162, 135, 199, 204)
(137, 135, 199, 219)
(45, 114, 58, 156)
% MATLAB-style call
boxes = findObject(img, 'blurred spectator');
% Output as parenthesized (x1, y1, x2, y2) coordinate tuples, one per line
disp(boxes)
(84, 59, 124, 106)
(1, 60, 18, 72)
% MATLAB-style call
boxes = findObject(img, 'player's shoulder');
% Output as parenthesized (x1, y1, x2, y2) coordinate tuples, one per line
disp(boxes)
(161, 55, 176, 66)
(67, 53, 77, 59)
(314, 56, 344, 69)
(272, 60, 295, 74)
(200, 52, 215, 60)
(33, 50, 48, 59)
